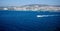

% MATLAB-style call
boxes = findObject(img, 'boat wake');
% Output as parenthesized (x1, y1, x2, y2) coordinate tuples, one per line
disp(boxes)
(37, 15, 59, 18)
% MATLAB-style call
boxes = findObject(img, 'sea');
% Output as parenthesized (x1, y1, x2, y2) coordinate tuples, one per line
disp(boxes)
(0, 10, 60, 31)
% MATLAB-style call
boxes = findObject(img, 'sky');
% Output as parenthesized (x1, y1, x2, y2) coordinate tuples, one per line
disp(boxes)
(0, 0, 60, 6)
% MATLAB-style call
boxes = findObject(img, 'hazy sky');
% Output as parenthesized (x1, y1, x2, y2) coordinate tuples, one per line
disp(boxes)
(0, 0, 60, 6)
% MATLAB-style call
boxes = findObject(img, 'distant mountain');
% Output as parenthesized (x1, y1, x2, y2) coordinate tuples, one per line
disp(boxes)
(20, 4, 49, 7)
(52, 5, 60, 7)
(0, 4, 60, 7)
(20, 4, 60, 7)
(0, 4, 60, 11)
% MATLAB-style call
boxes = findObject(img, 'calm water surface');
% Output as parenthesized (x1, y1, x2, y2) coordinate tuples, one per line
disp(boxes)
(0, 10, 60, 31)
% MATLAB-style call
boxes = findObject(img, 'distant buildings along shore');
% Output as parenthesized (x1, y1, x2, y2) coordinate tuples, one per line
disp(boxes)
(0, 4, 60, 12)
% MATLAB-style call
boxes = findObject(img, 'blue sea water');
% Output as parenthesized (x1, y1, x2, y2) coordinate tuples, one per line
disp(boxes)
(0, 10, 60, 31)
